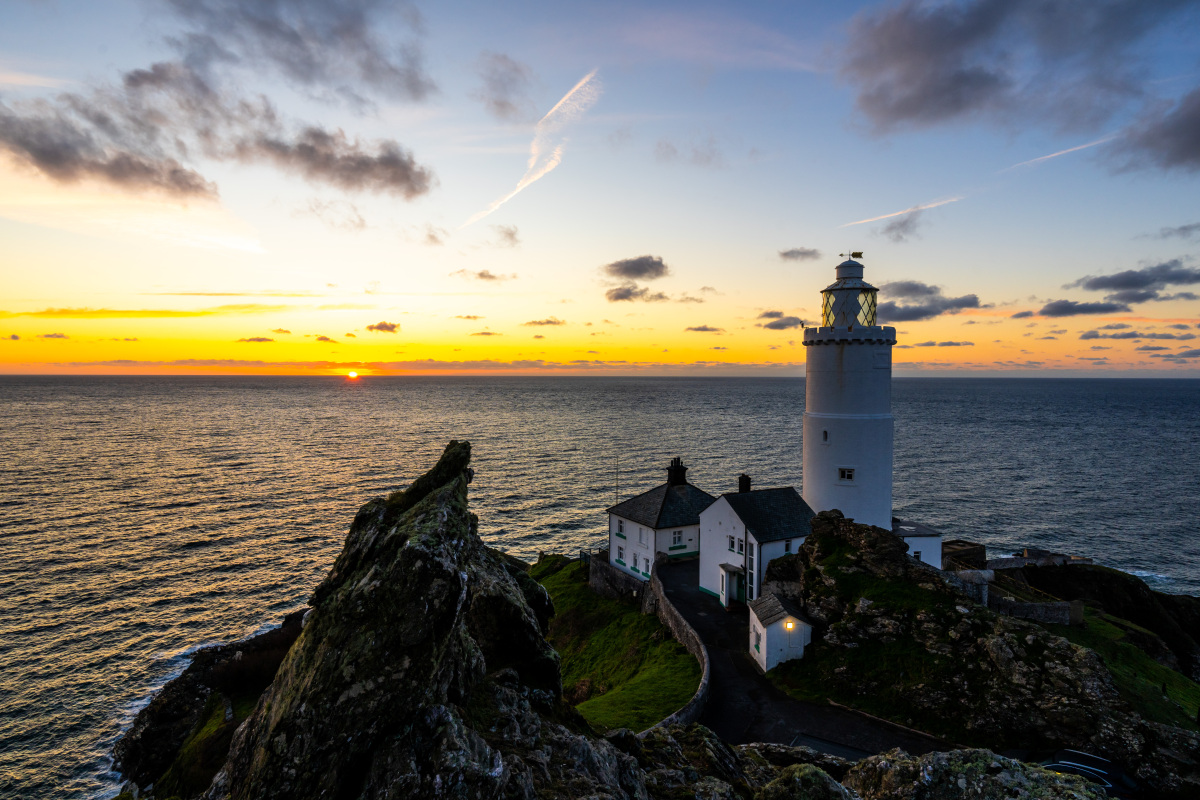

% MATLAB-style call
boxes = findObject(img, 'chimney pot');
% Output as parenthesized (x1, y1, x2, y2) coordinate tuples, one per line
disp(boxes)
(738, 474, 751, 493)
(667, 457, 688, 486)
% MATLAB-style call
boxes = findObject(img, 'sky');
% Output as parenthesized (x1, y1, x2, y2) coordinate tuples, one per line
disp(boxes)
(2, 0, 1199, 376)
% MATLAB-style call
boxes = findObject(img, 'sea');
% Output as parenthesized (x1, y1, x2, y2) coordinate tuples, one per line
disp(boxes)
(1, 376, 1198, 799)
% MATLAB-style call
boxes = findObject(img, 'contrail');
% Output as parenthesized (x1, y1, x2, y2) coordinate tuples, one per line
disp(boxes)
(461, 69, 602, 228)
(1001, 134, 1118, 171)
(840, 196, 964, 227)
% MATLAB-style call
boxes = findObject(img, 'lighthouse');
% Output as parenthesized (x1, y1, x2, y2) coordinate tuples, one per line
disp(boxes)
(801, 255, 896, 529)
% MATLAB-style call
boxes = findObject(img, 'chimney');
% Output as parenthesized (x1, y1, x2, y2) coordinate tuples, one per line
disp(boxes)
(738, 474, 751, 493)
(666, 457, 688, 486)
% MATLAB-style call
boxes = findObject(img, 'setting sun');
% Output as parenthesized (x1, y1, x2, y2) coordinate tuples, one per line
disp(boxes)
(347, 371, 358, 379)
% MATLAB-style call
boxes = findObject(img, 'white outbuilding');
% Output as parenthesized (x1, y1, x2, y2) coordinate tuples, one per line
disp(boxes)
(606, 457, 715, 581)
(748, 592, 814, 672)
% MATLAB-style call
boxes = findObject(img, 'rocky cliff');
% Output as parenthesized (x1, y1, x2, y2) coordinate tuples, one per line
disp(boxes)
(116, 443, 1125, 799)
(763, 510, 1200, 798)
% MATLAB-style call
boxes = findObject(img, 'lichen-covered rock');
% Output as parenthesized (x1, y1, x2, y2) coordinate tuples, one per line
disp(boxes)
(843, 749, 1105, 800)
(756, 763, 859, 800)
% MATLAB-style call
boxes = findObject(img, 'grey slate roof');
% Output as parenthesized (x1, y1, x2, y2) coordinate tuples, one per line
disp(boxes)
(606, 482, 717, 529)
(721, 487, 815, 543)
(748, 592, 812, 627)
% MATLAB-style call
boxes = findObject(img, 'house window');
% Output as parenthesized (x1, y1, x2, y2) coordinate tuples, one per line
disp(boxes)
(721, 573, 725, 594)
(638, 528, 646, 545)
(727, 535, 735, 551)
(747, 542, 755, 600)
(672, 530, 683, 546)
(838, 467, 855, 482)
(822, 430, 828, 442)
(784, 539, 792, 553)
(737, 538, 744, 555)
(913, 550, 922, 562)
(617, 545, 624, 561)
(617, 519, 624, 534)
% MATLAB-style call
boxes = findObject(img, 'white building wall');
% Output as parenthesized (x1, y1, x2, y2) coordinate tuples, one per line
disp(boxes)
(699, 498, 745, 600)
(802, 328, 895, 529)
(750, 612, 813, 672)
(757, 538, 802, 588)
(607, 514, 648, 581)
(655, 524, 700, 560)
(900, 535, 942, 569)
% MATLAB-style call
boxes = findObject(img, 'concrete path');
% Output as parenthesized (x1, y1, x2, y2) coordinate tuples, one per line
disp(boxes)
(658, 559, 949, 759)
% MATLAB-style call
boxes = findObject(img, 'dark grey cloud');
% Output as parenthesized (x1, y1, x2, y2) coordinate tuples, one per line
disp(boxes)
(877, 280, 982, 321)
(1154, 221, 1200, 240)
(1117, 87, 1200, 172)
(39, 332, 68, 339)
(492, 224, 520, 248)
(605, 283, 669, 303)
(1152, 348, 1200, 360)
(758, 310, 784, 319)
(315, 335, 336, 342)
(760, 316, 805, 330)
(685, 325, 724, 333)
(880, 210, 923, 242)
(1137, 345, 1171, 351)
(1167, 323, 1192, 330)
(779, 247, 821, 261)
(603, 255, 669, 281)
(1100, 323, 1132, 330)
(1080, 330, 1195, 340)
(938, 341, 974, 346)
(843, 0, 1193, 136)
(522, 317, 565, 326)
(366, 321, 398, 333)
(1039, 299, 1131, 317)
(1064, 259, 1200, 305)
(164, 0, 434, 102)
(1010, 310, 1034, 319)
(270, 328, 291, 334)
(237, 337, 273, 342)
(0, 4, 436, 198)
(5, 334, 18, 341)
(473, 52, 533, 121)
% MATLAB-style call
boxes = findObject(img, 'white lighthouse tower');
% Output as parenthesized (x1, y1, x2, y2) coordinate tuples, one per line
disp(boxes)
(801, 255, 896, 529)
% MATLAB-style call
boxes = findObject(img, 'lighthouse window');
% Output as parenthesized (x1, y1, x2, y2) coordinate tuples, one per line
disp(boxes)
(839, 467, 855, 482)
(784, 539, 792, 553)
(822, 430, 828, 443)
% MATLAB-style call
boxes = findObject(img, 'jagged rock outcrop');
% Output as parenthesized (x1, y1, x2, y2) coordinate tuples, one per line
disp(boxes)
(115, 444, 1141, 800)
(762, 510, 1200, 798)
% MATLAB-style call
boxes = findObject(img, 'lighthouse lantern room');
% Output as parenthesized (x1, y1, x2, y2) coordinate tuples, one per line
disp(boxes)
(801, 255, 896, 529)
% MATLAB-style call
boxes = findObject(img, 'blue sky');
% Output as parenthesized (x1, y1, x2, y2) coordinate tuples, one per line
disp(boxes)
(1, 0, 1199, 374)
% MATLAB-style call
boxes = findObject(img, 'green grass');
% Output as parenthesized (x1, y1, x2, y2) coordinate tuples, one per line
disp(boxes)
(150, 689, 261, 799)
(1044, 607, 1200, 730)
(534, 558, 700, 733)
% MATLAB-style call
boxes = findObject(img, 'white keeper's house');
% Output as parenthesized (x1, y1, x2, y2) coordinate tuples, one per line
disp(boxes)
(605, 457, 715, 580)
(603, 254, 943, 670)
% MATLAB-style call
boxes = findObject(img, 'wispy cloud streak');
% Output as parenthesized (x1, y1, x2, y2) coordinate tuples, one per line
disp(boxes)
(841, 196, 963, 227)
(461, 69, 601, 228)
(1002, 134, 1118, 171)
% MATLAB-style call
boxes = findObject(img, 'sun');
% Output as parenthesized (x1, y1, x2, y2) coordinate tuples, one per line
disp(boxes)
(347, 371, 359, 379)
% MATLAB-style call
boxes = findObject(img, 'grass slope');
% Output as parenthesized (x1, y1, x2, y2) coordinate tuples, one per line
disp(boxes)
(531, 556, 700, 733)
(1044, 607, 1200, 730)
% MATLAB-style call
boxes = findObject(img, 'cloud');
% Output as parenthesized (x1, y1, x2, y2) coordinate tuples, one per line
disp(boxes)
(1154, 221, 1200, 240)
(1167, 323, 1192, 330)
(1152, 349, 1200, 360)
(451, 269, 516, 282)
(1065, 259, 1200, 304)
(1080, 330, 1195, 340)
(39, 332, 68, 339)
(365, 321, 398, 333)
(759, 316, 805, 330)
(473, 52, 533, 121)
(163, 0, 434, 102)
(344, 332, 356, 337)
(842, 196, 963, 227)
(462, 68, 601, 227)
(605, 284, 669, 302)
(603, 255, 669, 281)
(758, 310, 784, 319)
(877, 281, 982, 321)
(1010, 310, 1034, 319)
(880, 209, 924, 242)
(1137, 345, 1171, 351)
(841, 0, 1192, 136)
(1100, 323, 1132, 330)
(937, 341, 974, 346)
(423, 225, 448, 246)
(779, 247, 821, 261)
(492, 224, 520, 248)
(270, 328, 291, 334)
(522, 317, 565, 326)
(455, 315, 483, 320)
(471, 331, 501, 336)
(685, 325, 724, 333)
(305, 199, 366, 231)
(5, 334, 17, 340)
(654, 136, 724, 168)
(237, 337, 273, 342)
(315, 335, 336, 342)
(1117, 87, 1200, 172)
(1039, 299, 1132, 317)
(533, 334, 544, 339)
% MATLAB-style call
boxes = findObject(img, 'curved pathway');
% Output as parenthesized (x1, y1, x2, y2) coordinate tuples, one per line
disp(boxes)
(658, 559, 949, 759)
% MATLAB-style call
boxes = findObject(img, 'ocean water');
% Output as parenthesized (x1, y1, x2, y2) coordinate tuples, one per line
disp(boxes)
(1, 375, 1198, 798)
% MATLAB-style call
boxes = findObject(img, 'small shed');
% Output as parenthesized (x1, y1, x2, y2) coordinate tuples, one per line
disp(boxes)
(748, 592, 813, 673)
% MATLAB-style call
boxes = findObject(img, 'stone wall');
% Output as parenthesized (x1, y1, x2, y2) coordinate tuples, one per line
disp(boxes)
(588, 549, 648, 603)
(638, 555, 711, 734)
(988, 596, 1084, 626)
(943, 570, 993, 606)
(986, 555, 1093, 570)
